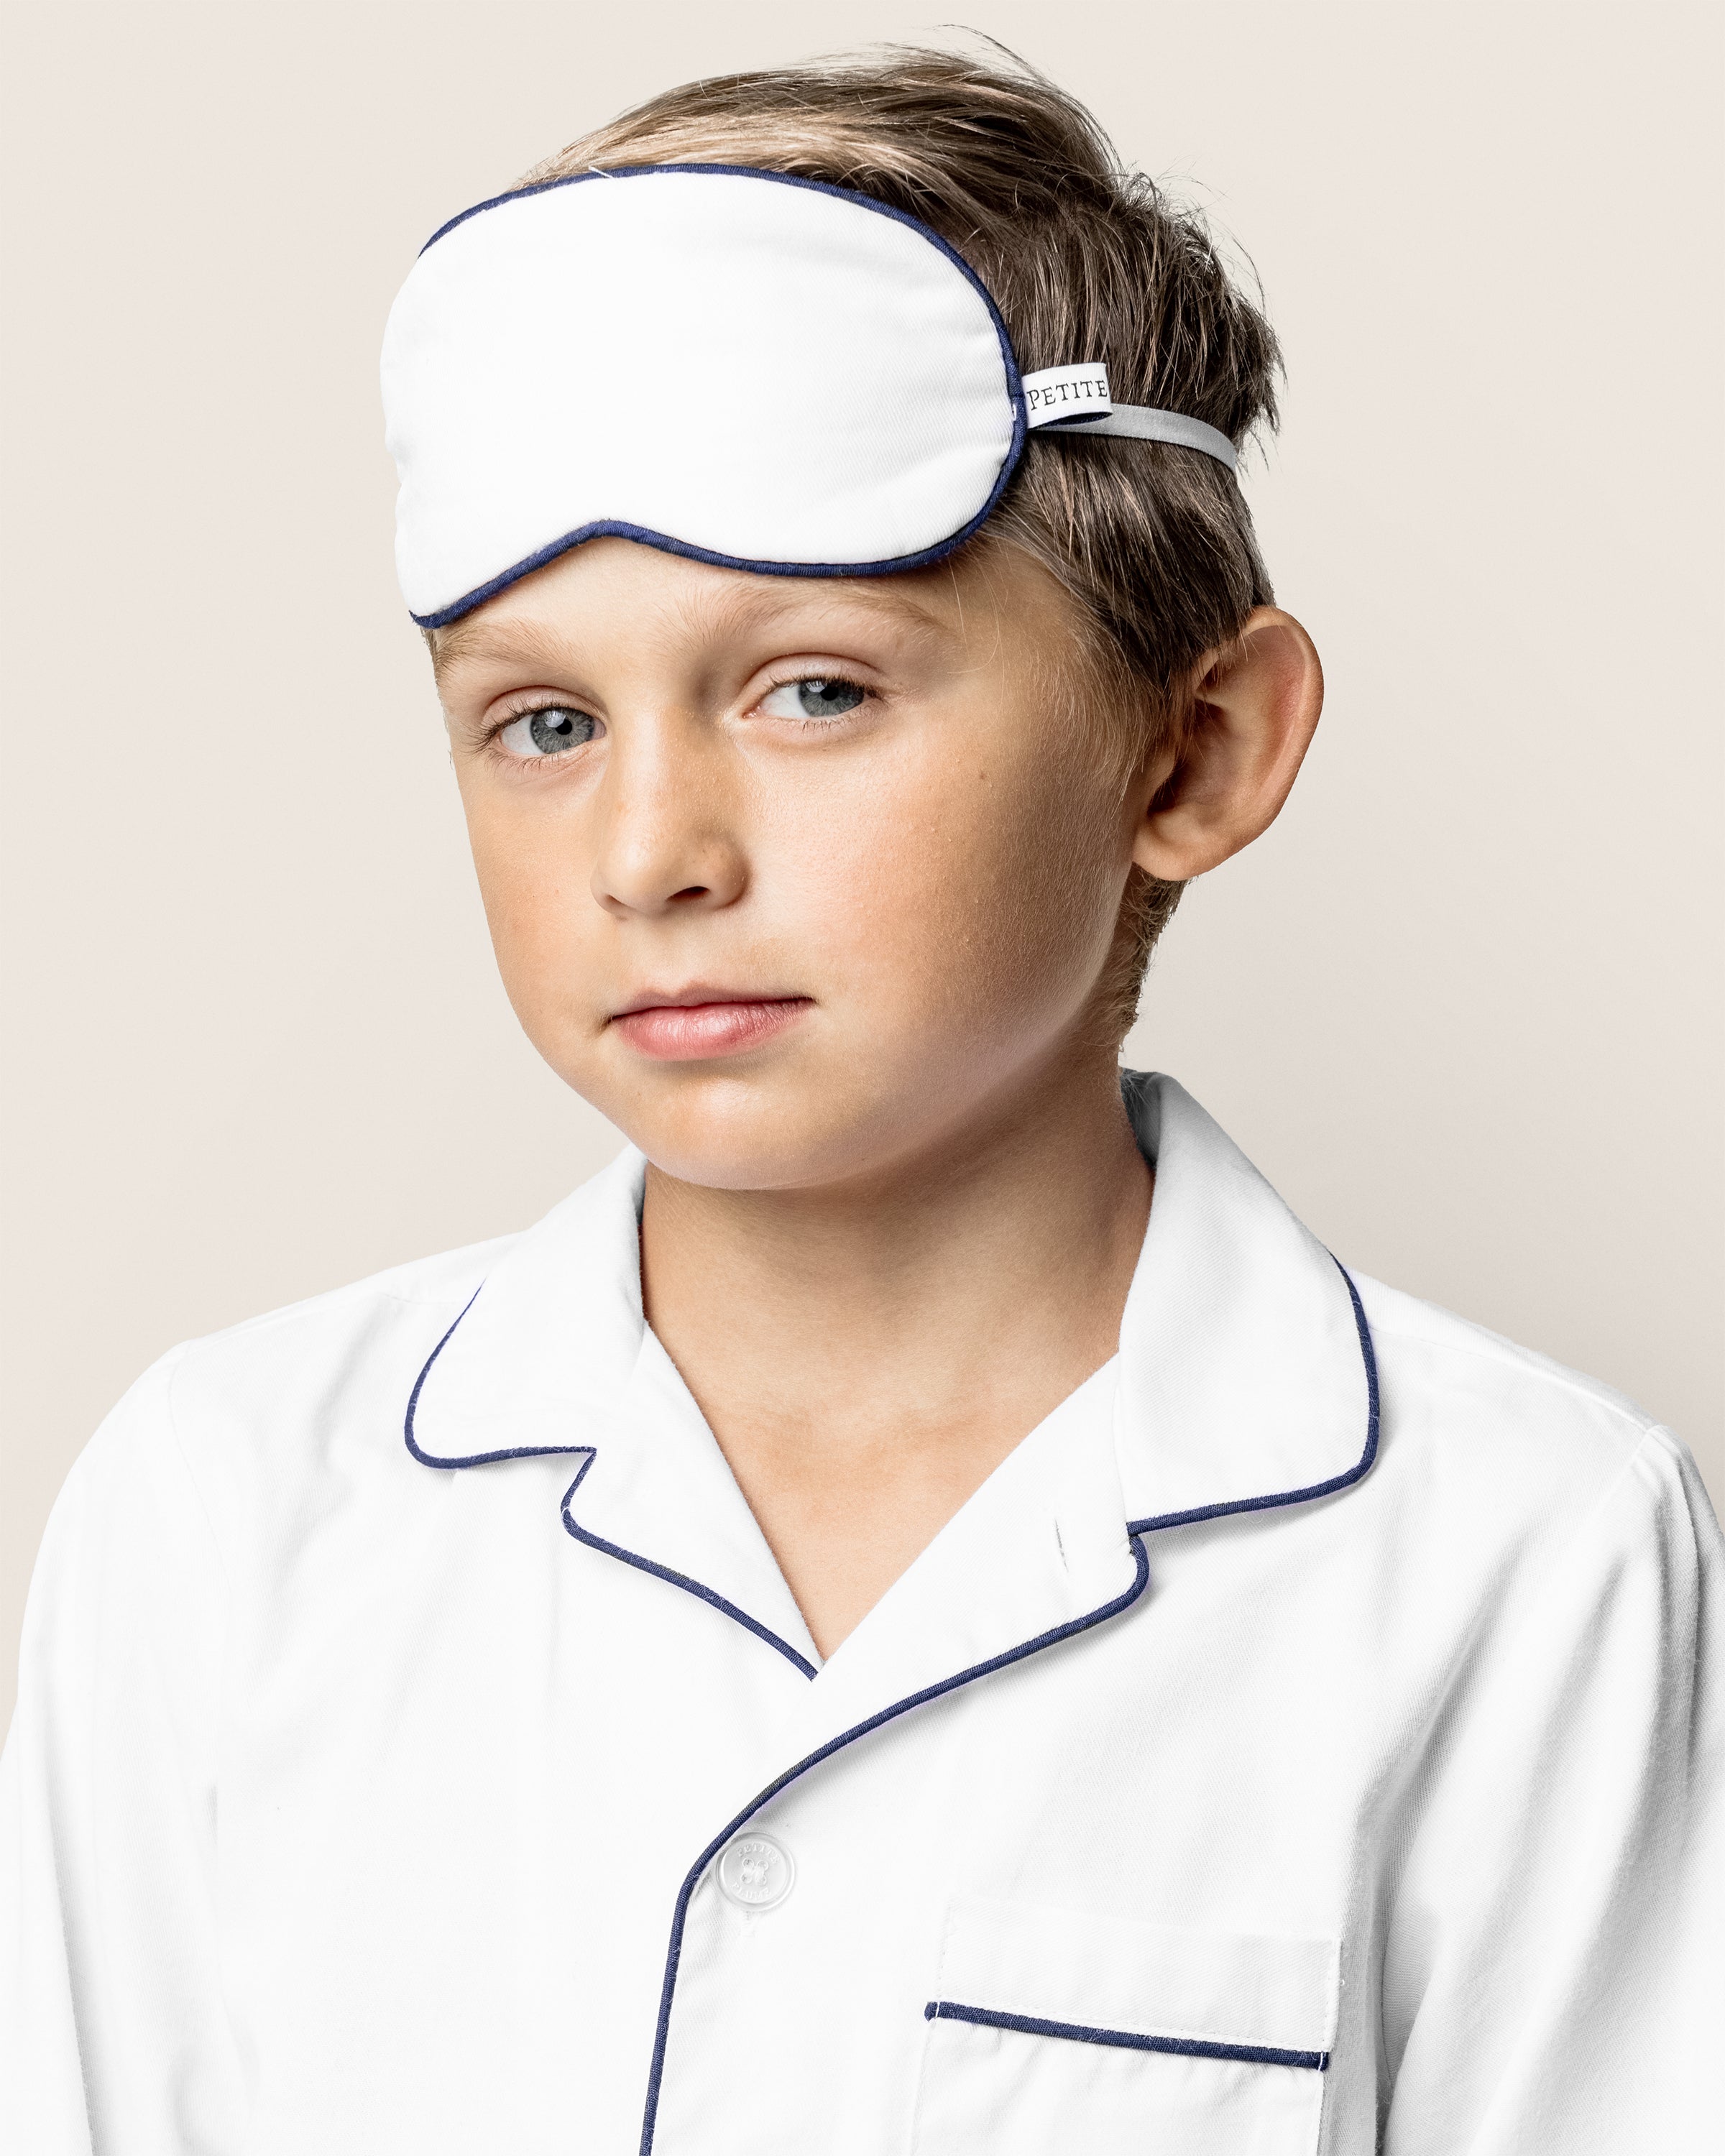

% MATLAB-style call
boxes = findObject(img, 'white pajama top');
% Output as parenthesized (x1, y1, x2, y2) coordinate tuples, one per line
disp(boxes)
(3, 1073, 1721, 2153)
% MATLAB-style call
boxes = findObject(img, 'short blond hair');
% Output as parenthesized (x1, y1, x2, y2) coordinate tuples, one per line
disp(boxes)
(516, 42, 1282, 1033)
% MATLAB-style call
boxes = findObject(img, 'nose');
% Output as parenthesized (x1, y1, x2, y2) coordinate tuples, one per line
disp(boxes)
(589, 718, 747, 918)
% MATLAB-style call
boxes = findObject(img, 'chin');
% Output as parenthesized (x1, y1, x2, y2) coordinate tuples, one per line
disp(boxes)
(633, 1110, 875, 1194)
(580, 1052, 924, 1194)
(571, 1061, 817, 1190)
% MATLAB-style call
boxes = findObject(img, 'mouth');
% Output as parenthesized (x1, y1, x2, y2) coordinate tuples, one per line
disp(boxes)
(607, 989, 814, 1061)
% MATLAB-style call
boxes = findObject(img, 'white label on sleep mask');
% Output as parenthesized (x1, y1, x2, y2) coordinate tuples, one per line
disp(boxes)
(1022, 364, 1113, 427)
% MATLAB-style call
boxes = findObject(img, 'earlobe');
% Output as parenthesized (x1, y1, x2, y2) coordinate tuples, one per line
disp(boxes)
(1130, 607, 1324, 883)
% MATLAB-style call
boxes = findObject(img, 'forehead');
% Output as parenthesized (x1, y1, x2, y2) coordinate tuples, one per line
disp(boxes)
(427, 535, 1054, 683)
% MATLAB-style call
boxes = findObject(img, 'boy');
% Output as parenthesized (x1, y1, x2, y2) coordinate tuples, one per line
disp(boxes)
(3, 43, 1719, 2155)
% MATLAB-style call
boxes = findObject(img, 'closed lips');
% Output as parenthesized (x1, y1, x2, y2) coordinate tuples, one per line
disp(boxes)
(608, 996, 811, 1060)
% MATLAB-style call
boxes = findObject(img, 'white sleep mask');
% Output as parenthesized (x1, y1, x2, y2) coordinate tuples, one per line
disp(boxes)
(382, 163, 1238, 627)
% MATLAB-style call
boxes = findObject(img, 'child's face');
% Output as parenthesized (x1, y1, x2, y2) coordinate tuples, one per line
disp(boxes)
(436, 537, 1163, 1189)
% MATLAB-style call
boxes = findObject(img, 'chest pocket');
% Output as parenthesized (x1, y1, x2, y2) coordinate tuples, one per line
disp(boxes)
(911, 1897, 1339, 2156)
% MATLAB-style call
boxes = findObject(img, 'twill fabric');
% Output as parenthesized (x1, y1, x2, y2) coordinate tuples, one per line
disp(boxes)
(2, 1076, 1720, 2152)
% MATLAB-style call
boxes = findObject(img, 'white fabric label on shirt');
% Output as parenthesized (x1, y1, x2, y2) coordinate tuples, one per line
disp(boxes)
(1022, 363, 1113, 427)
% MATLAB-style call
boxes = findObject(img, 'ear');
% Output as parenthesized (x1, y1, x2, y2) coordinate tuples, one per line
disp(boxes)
(1131, 607, 1323, 881)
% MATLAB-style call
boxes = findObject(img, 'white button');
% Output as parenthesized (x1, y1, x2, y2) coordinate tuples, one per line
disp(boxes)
(717, 1832, 795, 1911)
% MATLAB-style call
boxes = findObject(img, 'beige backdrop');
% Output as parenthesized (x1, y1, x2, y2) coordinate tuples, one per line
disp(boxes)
(3, 0, 1720, 1730)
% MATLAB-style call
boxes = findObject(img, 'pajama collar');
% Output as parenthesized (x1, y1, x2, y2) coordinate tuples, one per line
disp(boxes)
(403, 1072, 1376, 1738)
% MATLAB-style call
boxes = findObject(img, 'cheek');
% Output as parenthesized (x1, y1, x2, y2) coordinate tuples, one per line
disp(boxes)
(460, 787, 593, 1012)
(776, 734, 1125, 1040)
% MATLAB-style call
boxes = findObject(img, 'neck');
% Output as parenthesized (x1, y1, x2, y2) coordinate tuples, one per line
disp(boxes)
(640, 1049, 1151, 1445)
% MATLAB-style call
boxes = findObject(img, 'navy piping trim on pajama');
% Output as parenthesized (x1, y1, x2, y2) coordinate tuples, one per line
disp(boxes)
(635, 1534, 1154, 2155)
(408, 163, 1028, 630)
(402, 1287, 819, 1679)
(402, 1287, 576, 1470)
(1124, 1257, 1381, 1536)
(923, 2000, 1330, 2072)
(558, 1461, 819, 1679)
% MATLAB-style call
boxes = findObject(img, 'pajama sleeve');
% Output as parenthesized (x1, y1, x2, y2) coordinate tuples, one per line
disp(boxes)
(0, 1351, 247, 2154)
(1379, 1427, 1724, 2155)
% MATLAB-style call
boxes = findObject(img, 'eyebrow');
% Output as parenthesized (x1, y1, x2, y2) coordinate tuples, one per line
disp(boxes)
(428, 614, 573, 680)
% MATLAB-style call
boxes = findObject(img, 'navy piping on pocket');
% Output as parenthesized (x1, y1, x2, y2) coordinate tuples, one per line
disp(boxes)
(924, 2001, 1330, 2072)
(635, 1537, 1154, 2156)
(402, 1287, 819, 1680)
(1124, 1258, 1380, 1536)
(406, 163, 1028, 629)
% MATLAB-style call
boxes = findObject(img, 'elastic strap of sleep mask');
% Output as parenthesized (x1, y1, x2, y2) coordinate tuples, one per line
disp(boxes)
(1021, 364, 1238, 471)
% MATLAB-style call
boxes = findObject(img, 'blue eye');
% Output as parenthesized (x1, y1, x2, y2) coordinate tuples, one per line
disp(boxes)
(498, 706, 599, 757)
(760, 678, 867, 721)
